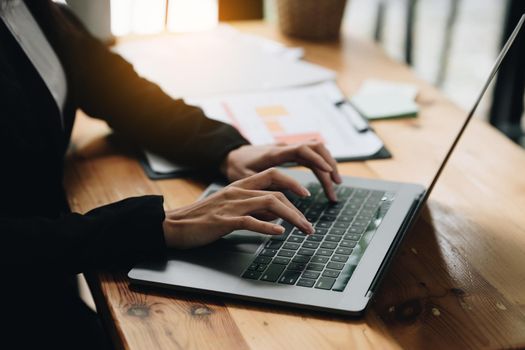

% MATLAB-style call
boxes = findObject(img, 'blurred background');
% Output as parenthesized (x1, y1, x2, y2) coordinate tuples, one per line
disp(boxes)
(58, 0, 525, 147)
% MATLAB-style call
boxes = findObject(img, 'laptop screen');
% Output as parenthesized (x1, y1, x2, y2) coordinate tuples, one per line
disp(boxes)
(423, 14, 525, 200)
(373, 14, 525, 198)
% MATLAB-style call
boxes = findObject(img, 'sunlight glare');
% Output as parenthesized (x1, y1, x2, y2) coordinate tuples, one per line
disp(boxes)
(111, 0, 165, 36)
(168, 0, 218, 33)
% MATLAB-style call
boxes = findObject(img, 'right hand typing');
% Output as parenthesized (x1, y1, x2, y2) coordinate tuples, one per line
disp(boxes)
(162, 168, 314, 249)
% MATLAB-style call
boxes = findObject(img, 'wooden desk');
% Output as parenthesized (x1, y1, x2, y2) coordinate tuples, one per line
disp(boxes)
(64, 21, 525, 349)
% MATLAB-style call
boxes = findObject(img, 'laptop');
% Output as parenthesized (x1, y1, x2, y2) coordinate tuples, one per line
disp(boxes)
(129, 15, 525, 316)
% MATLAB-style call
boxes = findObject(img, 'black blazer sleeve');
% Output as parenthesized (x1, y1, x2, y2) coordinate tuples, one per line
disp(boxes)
(1, 196, 167, 275)
(63, 10, 249, 170)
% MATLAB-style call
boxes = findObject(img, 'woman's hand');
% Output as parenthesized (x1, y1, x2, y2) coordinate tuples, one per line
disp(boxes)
(163, 168, 315, 249)
(221, 142, 342, 201)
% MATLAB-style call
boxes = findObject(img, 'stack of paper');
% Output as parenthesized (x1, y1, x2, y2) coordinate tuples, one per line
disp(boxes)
(113, 25, 335, 98)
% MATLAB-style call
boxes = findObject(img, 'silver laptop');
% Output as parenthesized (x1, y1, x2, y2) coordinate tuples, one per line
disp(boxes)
(129, 16, 524, 315)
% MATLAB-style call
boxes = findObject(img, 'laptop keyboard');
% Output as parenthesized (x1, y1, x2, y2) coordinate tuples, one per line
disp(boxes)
(242, 183, 394, 292)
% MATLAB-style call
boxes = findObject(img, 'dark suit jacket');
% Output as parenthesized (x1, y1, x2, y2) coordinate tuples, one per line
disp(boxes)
(0, 0, 247, 345)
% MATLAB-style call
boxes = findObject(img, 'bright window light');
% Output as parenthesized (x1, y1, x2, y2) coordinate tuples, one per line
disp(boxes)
(131, 0, 165, 34)
(111, 0, 133, 36)
(111, 0, 165, 36)
(168, 0, 218, 33)
(111, 0, 217, 36)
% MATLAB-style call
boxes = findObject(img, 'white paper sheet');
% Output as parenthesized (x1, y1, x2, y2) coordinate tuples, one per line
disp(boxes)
(351, 79, 420, 120)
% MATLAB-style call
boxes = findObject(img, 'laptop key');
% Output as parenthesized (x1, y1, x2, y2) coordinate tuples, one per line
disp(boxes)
(317, 249, 334, 257)
(342, 210, 358, 217)
(305, 214, 320, 222)
(325, 208, 340, 216)
(336, 247, 353, 255)
(288, 262, 307, 271)
(273, 257, 290, 265)
(283, 242, 300, 250)
(298, 248, 315, 256)
(320, 215, 337, 222)
(256, 264, 267, 272)
(333, 222, 349, 229)
(323, 270, 340, 278)
(260, 264, 286, 282)
(288, 235, 305, 243)
(338, 215, 353, 222)
(316, 222, 331, 229)
(242, 270, 262, 280)
(292, 255, 311, 263)
(311, 203, 326, 211)
(305, 209, 322, 217)
(254, 256, 272, 264)
(306, 235, 323, 242)
(278, 270, 301, 285)
(313, 228, 328, 235)
(303, 241, 320, 249)
(328, 202, 344, 209)
(315, 277, 336, 290)
(344, 233, 361, 240)
(330, 228, 345, 236)
(357, 214, 374, 221)
(291, 229, 305, 236)
(297, 278, 316, 288)
(352, 220, 369, 227)
(302, 271, 320, 279)
(259, 249, 278, 257)
(277, 250, 295, 258)
(340, 240, 357, 248)
(320, 241, 337, 249)
(247, 263, 258, 271)
(297, 203, 309, 212)
(327, 262, 345, 270)
(331, 254, 349, 263)
(265, 240, 283, 249)
(306, 263, 325, 271)
(311, 255, 329, 264)
(325, 235, 342, 243)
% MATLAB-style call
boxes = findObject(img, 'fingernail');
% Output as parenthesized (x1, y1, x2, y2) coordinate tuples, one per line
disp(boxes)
(273, 225, 285, 234)
(336, 174, 343, 183)
(307, 223, 315, 235)
(303, 188, 311, 197)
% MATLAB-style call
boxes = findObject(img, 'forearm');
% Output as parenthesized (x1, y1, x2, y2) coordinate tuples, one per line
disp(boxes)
(1, 196, 166, 275)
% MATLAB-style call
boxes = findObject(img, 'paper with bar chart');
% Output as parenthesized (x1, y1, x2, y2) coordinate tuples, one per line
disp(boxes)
(144, 83, 384, 174)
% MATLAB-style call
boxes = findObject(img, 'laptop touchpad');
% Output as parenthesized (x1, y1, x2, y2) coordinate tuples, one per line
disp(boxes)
(215, 230, 267, 254)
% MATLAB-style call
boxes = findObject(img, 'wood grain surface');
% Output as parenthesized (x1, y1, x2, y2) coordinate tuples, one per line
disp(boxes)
(63, 21, 525, 349)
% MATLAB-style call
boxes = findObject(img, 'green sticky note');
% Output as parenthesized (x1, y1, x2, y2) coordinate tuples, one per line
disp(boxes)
(351, 92, 419, 120)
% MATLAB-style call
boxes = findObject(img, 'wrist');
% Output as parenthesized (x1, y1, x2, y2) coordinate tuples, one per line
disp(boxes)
(220, 153, 231, 178)
(220, 145, 247, 180)
(162, 209, 187, 249)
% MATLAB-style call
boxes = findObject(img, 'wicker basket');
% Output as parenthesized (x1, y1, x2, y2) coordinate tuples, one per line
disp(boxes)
(277, 0, 348, 41)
